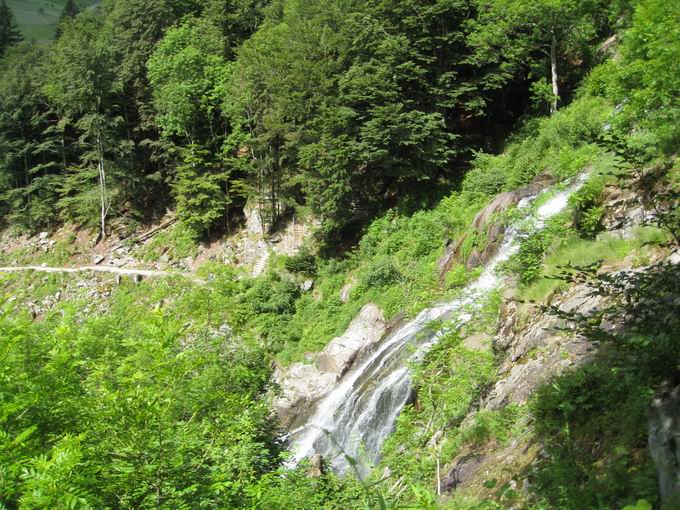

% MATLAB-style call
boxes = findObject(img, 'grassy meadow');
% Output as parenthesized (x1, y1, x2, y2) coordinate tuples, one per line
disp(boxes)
(7, 0, 96, 41)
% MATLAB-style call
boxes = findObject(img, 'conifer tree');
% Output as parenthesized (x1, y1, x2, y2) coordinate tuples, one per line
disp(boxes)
(44, 12, 120, 239)
(0, 0, 22, 57)
(55, 0, 80, 39)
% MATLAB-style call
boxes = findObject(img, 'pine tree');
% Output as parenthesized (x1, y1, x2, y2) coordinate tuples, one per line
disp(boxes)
(0, 0, 22, 57)
(44, 12, 120, 239)
(55, 0, 80, 39)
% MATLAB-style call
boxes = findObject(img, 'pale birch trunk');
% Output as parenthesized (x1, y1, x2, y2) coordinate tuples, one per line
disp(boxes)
(96, 132, 108, 239)
(550, 31, 559, 114)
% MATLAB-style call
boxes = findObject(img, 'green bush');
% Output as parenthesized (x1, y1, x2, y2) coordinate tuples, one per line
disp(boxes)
(570, 175, 606, 238)
(283, 249, 317, 276)
(530, 349, 661, 509)
(246, 275, 300, 315)
(466, 96, 611, 192)
(0, 283, 278, 509)
(360, 257, 402, 289)
(503, 213, 573, 284)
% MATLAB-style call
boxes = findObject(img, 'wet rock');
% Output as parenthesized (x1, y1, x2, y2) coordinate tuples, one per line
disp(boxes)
(649, 381, 680, 504)
(438, 172, 555, 281)
(442, 454, 486, 492)
(339, 277, 357, 303)
(308, 454, 325, 477)
(273, 303, 386, 428)
(437, 236, 466, 284)
(273, 363, 337, 428)
(316, 303, 386, 376)
(471, 192, 520, 231)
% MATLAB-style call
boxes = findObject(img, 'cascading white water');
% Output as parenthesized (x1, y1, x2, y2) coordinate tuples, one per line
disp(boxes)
(287, 176, 586, 476)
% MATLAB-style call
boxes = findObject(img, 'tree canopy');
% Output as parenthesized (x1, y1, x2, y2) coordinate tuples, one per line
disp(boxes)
(0, 0, 625, 240)
(0, 0, 22, 57)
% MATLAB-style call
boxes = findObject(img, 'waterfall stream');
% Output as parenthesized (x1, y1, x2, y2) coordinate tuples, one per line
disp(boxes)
(287, 177, 586, 476)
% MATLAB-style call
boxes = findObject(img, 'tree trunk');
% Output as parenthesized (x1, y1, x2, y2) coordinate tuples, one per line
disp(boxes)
(123, 101, 135, 188)
(96, 132, 108, 240)
(550, 31, 559, 114)
(21, 128, 32, 225)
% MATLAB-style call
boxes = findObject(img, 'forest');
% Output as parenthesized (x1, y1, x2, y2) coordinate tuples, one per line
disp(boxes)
(1, 0, 634, 241)
(0, 0, 679, 508)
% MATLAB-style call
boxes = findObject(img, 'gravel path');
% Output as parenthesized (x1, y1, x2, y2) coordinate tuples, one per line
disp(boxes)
(0, 265, 173, 278)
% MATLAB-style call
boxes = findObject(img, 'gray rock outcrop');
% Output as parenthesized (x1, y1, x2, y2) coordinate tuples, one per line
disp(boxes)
(274, 303, 386, 428)
(438, 172, 554, 282)
(484, 285, 599, 410)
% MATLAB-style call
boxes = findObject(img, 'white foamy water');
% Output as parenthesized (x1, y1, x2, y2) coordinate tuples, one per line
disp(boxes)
(287, 177, 585, 476)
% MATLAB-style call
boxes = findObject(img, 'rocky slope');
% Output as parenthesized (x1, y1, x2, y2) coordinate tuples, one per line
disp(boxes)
(274, 172, 680, 506)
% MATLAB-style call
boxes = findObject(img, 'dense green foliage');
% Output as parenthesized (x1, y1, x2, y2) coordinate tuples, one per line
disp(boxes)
(1, 0, 679, 508)
(0, 1, 22, 56)
(0, 272, 381, 508)
(54, 0, 79, 39)
(0, 0, 625, 240)
(6, 0, 96, 41)
(0, 300, 277, 507)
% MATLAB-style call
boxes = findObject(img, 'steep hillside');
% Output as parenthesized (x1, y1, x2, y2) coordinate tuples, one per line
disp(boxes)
(0, 0, 678, 509)
(6, 0, 96, 41)
(1, 100, 677, 509)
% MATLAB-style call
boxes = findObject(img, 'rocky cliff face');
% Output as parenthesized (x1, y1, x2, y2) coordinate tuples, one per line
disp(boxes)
(441, 282, 604, 494)
(273, 303, 386, 428)
(437, 183, 679, 503)
(437, 172, 555, 280)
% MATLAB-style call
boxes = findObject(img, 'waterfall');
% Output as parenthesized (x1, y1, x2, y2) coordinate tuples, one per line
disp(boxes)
(287, 176, 586, 476)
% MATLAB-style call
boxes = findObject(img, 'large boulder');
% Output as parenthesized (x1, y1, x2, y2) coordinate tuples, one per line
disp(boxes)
(273, 364, 338, 428)
(485, 285, 600, 409)
(316, 303, 385, 376)
(438, 172, 555, 282)
(471, 191, 520, 231)
(274, 303, 386, 428)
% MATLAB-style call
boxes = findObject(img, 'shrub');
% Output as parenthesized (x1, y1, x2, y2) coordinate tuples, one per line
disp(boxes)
(360, 257, 402, 289)
(570, 176, 606, 238)
(283, 249, 317, 276)
(246, 276, 300, 315)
